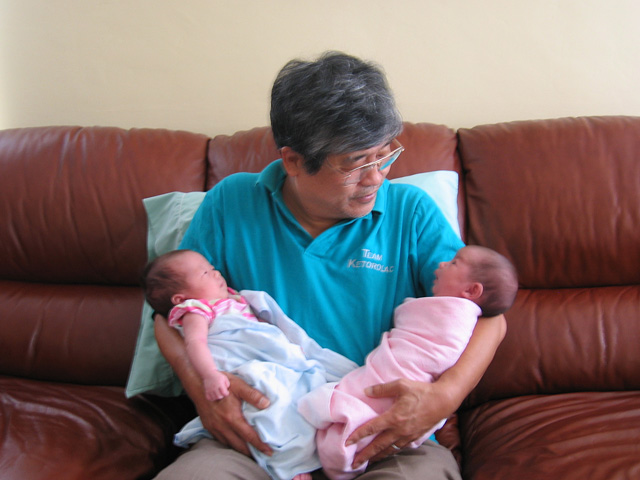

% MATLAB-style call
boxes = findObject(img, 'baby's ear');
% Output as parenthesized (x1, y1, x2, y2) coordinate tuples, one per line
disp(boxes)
(171, 293, 186, 305)
(463, 282, 483, 301)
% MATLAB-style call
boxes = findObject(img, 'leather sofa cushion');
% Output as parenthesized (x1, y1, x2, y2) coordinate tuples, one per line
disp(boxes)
(0, 376, 195, 479)
(459, 391, 640, 479)
(0, 126, 209, 285)
(1, 281, 143, 384)
(457, 116, 640, 404)
(459, 116, 640, 289)
(465, 285, 640, 405)
(0, 126, 209, 386)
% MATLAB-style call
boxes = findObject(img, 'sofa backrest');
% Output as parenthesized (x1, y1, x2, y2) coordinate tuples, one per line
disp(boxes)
(8, 117, 635, 400)
(0, 126, 209, 386)
(459, 116, 640, 406)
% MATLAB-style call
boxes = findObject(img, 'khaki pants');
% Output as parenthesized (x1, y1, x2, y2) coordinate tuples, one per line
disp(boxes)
(155, 438, 461, 480)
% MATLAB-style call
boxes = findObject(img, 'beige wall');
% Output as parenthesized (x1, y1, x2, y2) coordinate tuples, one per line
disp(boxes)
(2, 0, 639, 135)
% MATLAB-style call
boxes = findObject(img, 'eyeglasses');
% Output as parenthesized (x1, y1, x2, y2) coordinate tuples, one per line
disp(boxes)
(328, 139, 404, 186)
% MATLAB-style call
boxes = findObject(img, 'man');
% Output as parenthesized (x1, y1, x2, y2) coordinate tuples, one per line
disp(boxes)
(154, 51, 506, 479)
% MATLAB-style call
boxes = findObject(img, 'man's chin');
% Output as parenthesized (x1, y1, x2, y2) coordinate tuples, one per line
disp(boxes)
(349, 202, 376, 218)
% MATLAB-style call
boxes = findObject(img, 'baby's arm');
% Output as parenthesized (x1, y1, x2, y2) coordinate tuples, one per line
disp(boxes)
(181, 312, 230, 401)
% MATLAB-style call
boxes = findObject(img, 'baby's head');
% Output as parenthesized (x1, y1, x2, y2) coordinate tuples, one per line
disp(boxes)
(141, 249, 228, 317)
(433, 245, 518, 317)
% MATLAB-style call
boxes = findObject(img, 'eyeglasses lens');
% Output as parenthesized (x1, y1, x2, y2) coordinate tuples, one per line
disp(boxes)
(344, 149, 402, 185)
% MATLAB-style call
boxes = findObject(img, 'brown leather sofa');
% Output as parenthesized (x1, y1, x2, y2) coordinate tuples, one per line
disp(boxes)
(1, 116, 638, 479)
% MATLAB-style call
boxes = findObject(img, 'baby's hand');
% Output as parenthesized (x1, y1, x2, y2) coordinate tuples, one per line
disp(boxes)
(204, 372, 231, 401)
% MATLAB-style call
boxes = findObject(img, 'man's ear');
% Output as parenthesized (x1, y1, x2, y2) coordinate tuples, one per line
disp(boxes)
(463, 282, 483, 301)
(280, 147, 306, 178)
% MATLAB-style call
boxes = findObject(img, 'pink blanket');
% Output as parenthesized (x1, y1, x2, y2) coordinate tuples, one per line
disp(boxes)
(298, 296, 480, 480)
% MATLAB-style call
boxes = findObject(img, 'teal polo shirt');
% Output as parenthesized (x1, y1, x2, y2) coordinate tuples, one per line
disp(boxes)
(180, 160, 463, 365)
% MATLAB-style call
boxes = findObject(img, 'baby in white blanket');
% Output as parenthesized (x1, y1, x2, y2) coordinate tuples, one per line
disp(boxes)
(142, 249, 357, 480)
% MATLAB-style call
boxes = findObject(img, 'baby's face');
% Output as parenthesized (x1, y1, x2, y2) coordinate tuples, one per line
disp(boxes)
(174, 251, 229, 300)
(432, 247, 476, 297)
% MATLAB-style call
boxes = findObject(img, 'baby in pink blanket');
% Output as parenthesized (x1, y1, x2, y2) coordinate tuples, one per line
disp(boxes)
(298, 245, 518, 480)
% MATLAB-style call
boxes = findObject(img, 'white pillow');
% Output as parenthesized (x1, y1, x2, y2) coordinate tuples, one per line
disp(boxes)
(390, 171, 461, 237)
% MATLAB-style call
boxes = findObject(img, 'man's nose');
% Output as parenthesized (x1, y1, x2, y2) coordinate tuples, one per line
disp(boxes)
(359, 165, 385, 185)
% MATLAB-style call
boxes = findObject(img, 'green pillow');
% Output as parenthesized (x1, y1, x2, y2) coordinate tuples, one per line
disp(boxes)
(125, 191, 205, 397)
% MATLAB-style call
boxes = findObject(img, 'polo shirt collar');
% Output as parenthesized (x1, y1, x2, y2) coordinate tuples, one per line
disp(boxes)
(258, 159, 287, 193)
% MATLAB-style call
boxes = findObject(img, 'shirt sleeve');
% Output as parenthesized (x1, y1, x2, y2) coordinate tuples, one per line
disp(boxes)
(167, 299, 216, 328)
(179, 184, 227, 276)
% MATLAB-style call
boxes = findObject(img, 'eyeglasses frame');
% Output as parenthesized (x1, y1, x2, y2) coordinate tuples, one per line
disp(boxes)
(328, 138, 405, 186)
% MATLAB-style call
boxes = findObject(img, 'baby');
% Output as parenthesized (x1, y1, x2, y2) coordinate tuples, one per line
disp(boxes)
(143, 248, 238, 400)
(142, 249, 357, 480)
(297, 245, 518, 480)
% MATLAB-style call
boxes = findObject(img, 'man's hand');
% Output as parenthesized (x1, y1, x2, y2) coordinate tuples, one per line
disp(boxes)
(197, 373, 272, 457)
(154, 314, 272, 457)
(345, 379, 454, 469)
(345, 314, 507, 469)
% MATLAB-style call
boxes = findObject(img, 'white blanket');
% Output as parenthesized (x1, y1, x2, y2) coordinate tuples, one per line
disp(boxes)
(173, 290, 357, 480)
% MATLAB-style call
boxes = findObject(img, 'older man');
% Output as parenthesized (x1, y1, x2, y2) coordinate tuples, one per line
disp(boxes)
(154, 51, 506, 479)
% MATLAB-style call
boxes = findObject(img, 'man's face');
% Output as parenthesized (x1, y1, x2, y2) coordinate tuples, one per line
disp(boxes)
(284, 141, 395, 230)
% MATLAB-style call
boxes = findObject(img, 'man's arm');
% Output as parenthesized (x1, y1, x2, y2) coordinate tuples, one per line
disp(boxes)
(346, 313, 506, 468)
(154, 314, 273, 457)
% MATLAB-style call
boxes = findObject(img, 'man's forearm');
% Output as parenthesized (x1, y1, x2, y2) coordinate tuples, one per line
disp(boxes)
(436, 314, 507, 411)
(344, 315, 506, 469)
(154, 315, 208, 406)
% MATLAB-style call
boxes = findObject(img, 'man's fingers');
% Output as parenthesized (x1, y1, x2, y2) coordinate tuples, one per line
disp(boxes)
(199, 376, 272, 457)
(347, 379, 416, 446)
(351, 430, 403, 469)
(233, 418, 273, 456)
(364, 378, 407, 399)
(217, 429, 251, 457)
(346, 412, 393, 446)
(223, 375, 272, 455)
(238, 414, 273, 456)
(211, 403, 272, 457)
(368, 437, 413, 463)
(228, 374, 270, 409)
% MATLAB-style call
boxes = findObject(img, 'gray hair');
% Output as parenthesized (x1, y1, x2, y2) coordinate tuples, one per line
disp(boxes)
(270, 51, 403, 174)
